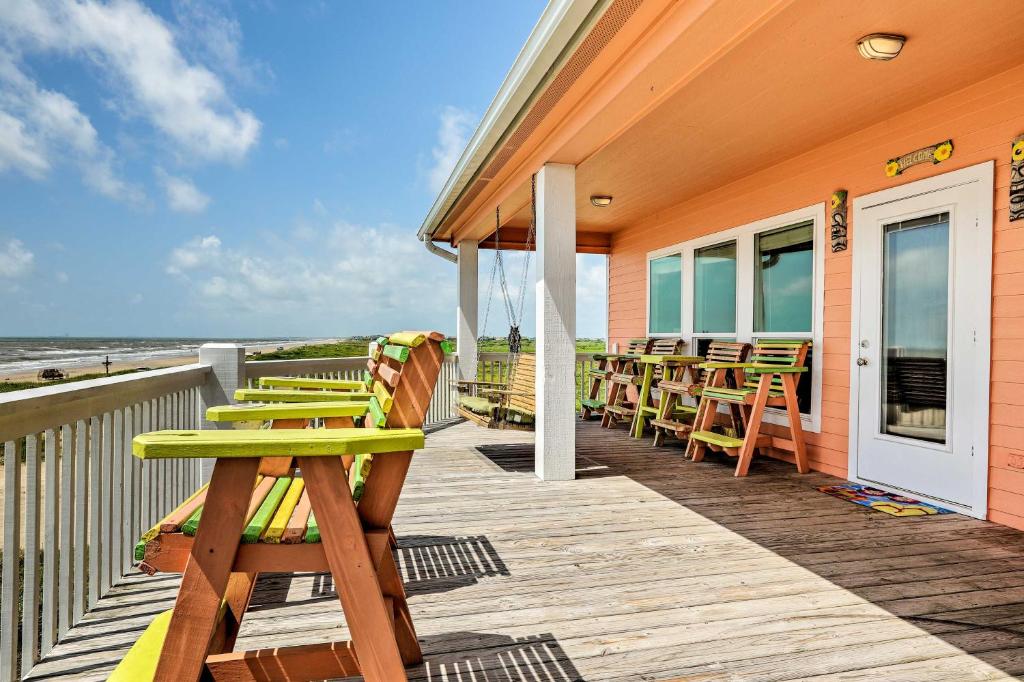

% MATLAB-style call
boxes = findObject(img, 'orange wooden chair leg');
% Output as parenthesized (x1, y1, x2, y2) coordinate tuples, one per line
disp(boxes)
(214, 571, 258, 654)
(734, 375, 772, 477)
(300, 455, 407, 681)
(155, 457, 260, 682)
(376, 550, 422, 665)
(781, 373, 810, 473)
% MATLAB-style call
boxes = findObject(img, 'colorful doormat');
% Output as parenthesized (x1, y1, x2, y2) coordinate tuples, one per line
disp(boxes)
(818, 484, 954, 517)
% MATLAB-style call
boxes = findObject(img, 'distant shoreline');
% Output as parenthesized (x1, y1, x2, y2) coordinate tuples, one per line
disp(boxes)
(0, 338, 340, 383)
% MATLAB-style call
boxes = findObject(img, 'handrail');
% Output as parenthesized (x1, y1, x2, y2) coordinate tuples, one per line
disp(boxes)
(0, 363, 210, 443)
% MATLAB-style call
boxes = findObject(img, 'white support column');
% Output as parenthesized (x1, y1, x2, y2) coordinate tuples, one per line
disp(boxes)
(198, 343, 245, 482)
(457, 240, 479, 381)
(535, 163, 576, 481)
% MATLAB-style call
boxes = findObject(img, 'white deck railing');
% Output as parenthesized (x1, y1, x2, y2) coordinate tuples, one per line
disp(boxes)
(0, 364, 209, 679)
(0, 347, 596, 679)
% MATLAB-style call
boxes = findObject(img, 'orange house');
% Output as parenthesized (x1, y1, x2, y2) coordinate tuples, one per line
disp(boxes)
(419, 0, 1024, 528)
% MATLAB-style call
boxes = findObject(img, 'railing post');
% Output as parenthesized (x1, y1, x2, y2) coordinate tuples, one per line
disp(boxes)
(198, 343, 245, 482)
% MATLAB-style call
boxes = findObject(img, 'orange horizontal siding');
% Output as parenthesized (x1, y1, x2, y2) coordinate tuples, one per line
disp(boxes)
(606, 62, 1024, 530)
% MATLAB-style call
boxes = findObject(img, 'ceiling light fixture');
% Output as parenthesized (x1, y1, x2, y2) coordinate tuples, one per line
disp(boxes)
(857, 33, 906, 61)
(590, 195, 613, 207)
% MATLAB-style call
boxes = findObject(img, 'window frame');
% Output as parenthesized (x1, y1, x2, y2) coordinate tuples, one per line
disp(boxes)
(646, 203, 826, 433)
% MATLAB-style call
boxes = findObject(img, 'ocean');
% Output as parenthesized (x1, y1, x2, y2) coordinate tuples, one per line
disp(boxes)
(0, 337, 309, 377)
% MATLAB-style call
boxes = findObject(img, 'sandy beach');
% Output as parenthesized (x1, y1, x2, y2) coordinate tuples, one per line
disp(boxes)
(0, 338, 340, 383)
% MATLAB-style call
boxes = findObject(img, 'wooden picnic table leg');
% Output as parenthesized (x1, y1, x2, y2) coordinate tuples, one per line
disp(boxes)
(781, 373, 810, 473)
(299, 455, 408, 681)
(734, 374, 773, 477)
(631, 362, 654, 439)
(600, 358, 622, 428)
(356, 450, 422, 664)
(212, 571, 257, 654)
(154, 457, 260, 682)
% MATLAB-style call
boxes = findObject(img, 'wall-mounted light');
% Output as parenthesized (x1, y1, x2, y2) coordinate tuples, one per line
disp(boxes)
(590, 195, 613, 207)
(857, 33, 906, 61)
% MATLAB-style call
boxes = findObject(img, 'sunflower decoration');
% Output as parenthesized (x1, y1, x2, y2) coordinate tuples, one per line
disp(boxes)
(1012, 139, 1024, 163)
(933, 140, 953, 163)
(831, 190, 847, 209)
(885, 160, 901, 177)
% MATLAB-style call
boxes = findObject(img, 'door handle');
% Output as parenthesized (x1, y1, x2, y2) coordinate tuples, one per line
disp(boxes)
(856, 357, 869, 366)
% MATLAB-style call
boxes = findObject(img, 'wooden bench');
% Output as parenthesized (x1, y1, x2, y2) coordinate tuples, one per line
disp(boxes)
(455, 353, 536, 429)
(113, 333, 447, 681)
(650, 341, 751, 446)
(602, 338, 684, 429)
(686, 339, 810, 476)
(580, 338, 650, 419)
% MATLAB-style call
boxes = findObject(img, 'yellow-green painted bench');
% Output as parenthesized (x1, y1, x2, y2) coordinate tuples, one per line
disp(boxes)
(686, 339, 811, 476)
(114, 332, 448, 681)
(113, 427, 427, 682)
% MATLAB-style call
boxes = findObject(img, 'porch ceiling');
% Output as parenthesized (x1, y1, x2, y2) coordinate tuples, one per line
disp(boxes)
(453, 0, 1024, 246)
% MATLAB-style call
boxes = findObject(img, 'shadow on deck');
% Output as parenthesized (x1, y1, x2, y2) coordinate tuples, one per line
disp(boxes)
(572, 419, 1024, 679)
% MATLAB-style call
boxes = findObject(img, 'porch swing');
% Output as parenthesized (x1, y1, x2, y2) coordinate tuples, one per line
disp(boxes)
(454, 175, 538, 430)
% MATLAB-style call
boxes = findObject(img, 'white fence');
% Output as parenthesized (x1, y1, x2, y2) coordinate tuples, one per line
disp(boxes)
(0, 364, 208, 680)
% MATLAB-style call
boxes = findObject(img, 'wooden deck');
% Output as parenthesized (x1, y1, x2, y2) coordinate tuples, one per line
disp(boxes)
(27, 420, 1024, 681)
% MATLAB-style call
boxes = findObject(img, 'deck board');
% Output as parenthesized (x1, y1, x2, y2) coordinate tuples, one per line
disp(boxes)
(26, 421, 1024, 681)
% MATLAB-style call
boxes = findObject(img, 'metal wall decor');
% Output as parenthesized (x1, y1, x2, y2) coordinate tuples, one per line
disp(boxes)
(885, 139, 953, 178)
(830, 189, 848, 252)
(1011, 134, 1024, 222)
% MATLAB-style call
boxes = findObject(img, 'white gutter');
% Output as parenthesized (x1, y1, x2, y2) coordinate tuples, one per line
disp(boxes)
(418, 0, 605, 261)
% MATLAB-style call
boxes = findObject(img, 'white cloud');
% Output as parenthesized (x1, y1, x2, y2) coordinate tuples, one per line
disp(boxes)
(427, 106, 475, 194)
(55, 270, 68, 283)
(0, 54, 141, 201)
(166, 235, 222, 274)
(0, 0, 261, 164)
(0, 110, 49, 177)
(156, 168, 211, 213)
(576, 254, 607, 338)
(171, 0, 269, 88)
(165, 221, 456, 333)
(0, 239, 34, 278)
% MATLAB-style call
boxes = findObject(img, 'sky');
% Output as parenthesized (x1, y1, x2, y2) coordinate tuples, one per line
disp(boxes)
(0, 0, 608, 339)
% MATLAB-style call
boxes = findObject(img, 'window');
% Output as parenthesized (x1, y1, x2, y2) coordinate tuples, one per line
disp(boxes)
(649, 255, 681, 334)
(694, 241, 736, 334)
(646, 204, 824, 432)
(754, 221, 813, 332)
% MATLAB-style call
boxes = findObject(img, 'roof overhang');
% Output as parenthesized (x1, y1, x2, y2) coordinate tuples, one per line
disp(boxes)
(421, 0, 1024, 253)
(416, 0, 608, 245)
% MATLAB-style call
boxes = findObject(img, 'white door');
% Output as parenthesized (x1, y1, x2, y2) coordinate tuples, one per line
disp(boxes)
(852, 162, 992, 516)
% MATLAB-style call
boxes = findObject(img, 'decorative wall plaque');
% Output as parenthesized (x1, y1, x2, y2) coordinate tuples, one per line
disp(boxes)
(885, 139, 953, 177)
(830, 189, 848, 253)
(1011, 134, 1024, 222)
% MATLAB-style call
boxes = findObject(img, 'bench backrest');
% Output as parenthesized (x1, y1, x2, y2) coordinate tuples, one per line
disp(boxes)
(648, 337, 685, 355)
(701, 341, 752, 387)
(626, 338, 652, 355)
(507, 353, 536, 414)
(743, 340, 810, 392)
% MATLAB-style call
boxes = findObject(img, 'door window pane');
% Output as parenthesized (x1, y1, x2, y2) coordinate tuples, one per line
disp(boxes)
(754, 222, 813, 332)
(694, 241, 736, 333)
(881, 213, 949, 444)
(649, 255, 681, 333)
